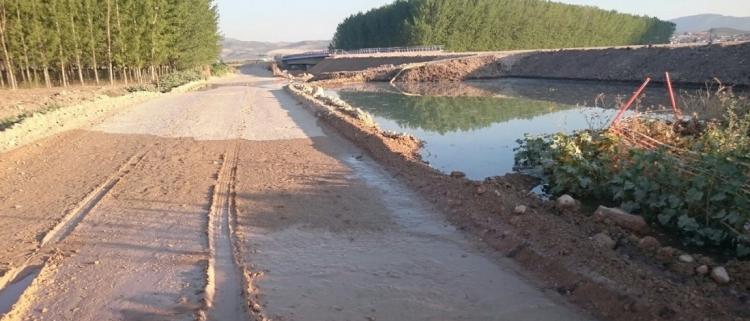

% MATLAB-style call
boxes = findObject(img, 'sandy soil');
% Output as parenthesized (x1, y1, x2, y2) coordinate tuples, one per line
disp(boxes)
(0, 65, 594, 321)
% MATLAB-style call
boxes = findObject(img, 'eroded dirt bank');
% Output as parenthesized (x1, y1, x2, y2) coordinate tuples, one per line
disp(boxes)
(287, 82, 750, 321)
(308, 42, 750, 86)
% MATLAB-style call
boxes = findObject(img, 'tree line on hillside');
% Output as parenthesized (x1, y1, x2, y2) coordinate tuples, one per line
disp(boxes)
(332, 0, 676, 51)
(0, 0, 220, 90)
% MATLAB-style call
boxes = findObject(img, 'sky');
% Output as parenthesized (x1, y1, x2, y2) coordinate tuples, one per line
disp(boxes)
(216, 0, 750, 42)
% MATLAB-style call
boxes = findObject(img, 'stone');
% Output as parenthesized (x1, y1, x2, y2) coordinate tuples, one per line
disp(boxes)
(13, 205, 22, 209)
(450, 171, 466, 179)
(476, 186, 488, 195)
(670, 262, 696, 276)
(312, 86, 326, 98)
(637, 236, 660, 253)
(696, 265, 710, 276)
(592, 233, 616, 249)
(678, 254, 695, 263)
(656, 247, 677, 263)
(556, 194, 577, 209)
(513, 205, 528, 215)
(593, 206, 648, 233)
(710, 267, 731, 284)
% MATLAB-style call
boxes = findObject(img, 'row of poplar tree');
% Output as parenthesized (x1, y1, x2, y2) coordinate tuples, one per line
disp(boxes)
(0, 0, 221, 90)
(332, 0, 676, 51)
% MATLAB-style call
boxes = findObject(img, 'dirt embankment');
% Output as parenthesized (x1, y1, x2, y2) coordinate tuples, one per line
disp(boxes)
(307, 42, 750, 86)
(309, 55, 466, 75)
(286, 82, 750, 321)
(0, 80, 210, 153)
(505, 42, 750, 85)
(395, 54, 507, 82)
(309, 54, 469, 83)
(0, 87, 130, 123)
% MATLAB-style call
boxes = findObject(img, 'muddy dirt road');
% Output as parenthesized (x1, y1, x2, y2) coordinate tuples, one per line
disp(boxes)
(0, 65, 594, 321)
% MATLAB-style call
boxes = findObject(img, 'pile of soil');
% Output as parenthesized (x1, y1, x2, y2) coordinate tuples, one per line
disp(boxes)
(308, 55, 466, 75)
(311, 65, 400, 84)
(505, 42, 750, 85)
(395, 55, 505, 82)
(287, 83, 750, 321)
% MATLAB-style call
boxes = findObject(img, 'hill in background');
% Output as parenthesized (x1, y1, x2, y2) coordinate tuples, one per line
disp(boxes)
(671, 14, 750, 33)
(221, 38, 330, 62)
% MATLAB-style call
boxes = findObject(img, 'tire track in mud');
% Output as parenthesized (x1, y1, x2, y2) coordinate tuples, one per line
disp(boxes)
(40, 149, 150, 247)
(200, 141, 256, 321)
(0, 147, 152, 321)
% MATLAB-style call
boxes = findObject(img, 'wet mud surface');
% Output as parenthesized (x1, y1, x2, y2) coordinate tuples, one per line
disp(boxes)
(0, 65, 593, 321)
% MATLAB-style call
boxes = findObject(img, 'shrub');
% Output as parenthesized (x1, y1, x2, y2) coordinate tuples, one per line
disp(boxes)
(515, 131, 620, 199)
(125, 84, 158, 93)
(515, 99, 750, 257)
(210, 63, 233, 77)
(158, 69, 203, 93)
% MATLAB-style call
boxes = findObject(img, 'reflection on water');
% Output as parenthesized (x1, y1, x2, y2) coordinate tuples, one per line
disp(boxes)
(330, 78, 742, 180)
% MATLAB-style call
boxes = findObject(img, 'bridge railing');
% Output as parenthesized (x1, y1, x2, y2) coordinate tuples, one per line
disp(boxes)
(334, 46, 445, 56)
(281, 46, 445, 62)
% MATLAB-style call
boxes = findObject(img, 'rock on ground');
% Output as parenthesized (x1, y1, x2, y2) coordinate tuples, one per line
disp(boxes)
(556, 194, 577, 209)
(592, 233, 616, 249)
(593, 206, 648, 233)
(711, 267, 731, 284)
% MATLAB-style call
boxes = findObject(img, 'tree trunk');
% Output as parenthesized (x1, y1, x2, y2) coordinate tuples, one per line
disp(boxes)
(0, 0, 17, 89)
(42, 65, 51, 88)
(106, 0, 114, 86)
(69, 13, 84, 86)
(114, 0, 127, 86)
(86, 9, 99, 85)
(53, 9, 68, 87)
(15, 0, 31, 87)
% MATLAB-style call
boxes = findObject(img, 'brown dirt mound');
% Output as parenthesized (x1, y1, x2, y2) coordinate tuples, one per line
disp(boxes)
(310, 65, 400, 84)
(308, 55, 466, 75)
(507, 42, 750, 85)
(395, 55, 504, 82)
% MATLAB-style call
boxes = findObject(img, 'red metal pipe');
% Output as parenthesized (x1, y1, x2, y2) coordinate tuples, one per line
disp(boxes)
(610, 77, 651, 127)
(665, 72, 683, 119)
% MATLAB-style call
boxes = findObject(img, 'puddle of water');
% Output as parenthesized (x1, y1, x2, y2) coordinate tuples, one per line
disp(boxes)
(0, 267, 41, 315)
(330, 78, 742, 180)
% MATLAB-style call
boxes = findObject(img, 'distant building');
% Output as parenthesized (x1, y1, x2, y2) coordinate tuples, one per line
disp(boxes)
(671, 30, 750, 45)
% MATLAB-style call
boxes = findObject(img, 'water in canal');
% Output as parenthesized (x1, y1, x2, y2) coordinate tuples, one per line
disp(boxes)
(328, 78, 734, 180)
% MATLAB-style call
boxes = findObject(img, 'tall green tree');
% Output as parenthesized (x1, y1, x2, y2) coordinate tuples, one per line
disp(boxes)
(0, 0, 221, 88)
(332, 0, 676, 51)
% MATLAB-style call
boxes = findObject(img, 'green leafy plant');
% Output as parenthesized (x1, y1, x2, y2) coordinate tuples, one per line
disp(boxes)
(515, 131, 619, 199)
(515, 97, 750, 258)
(210, 63, 234, 77)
